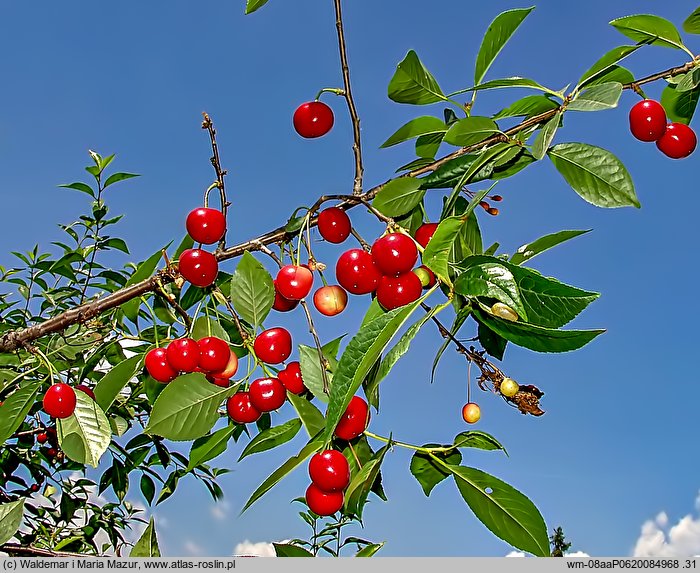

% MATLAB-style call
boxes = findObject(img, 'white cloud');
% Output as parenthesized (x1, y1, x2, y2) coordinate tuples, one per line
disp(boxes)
(210, 501, 231, 521)
(633, 491, 700, 557)
(183, 541, 203, 556)
(233, 541, 278, 557)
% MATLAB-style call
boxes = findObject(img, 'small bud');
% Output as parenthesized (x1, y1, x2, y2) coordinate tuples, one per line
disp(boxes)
(487, 207, 499, 216)
(491, 302, 518, 322)
(479, 201, 490, 210)
(491, 195, 503, 202)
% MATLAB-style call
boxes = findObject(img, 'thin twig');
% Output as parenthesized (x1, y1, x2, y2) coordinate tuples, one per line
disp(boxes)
(202, 113, 230, 252)
(299, 300, 330, 394)
(154, 285, 192, 330)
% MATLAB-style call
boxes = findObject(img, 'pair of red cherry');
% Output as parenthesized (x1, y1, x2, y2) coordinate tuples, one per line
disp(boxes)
(274, 263, 349, 318)
(178, 207, 227, 288)
(629, 99, 697, 158)
(145, 335, 237, 385)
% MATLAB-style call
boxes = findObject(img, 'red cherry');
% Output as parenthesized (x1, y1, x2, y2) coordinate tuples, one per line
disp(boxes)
(209, 352, 239, 379)
(293, 101, 334, 139)
(145, 348, 178, 383)
(272, 280, 300, 312)
(334, 395, 370, 441)
(413, 265, 436, 289)
(209, 376, 230, 388)
(275, 265, 314, 301)
(305, 483, 344, 516)
(656, 122, 697, 159)
(462, 402, 481, 424)
(75, 384, 95, 401)
(376, 271, 423, 310)
(414, 223, 439, 249)
(335, 249, 382, 295)
(197, 337, 231, 373)
(166, 338, 200, 373)
(226, 392, 261, 424)
(46, 447, 58, 459)
(253, 328, 292, 364)
(178, 249, 218, 288)
(185, 207, 226, 245)
(309, 450, 350, 492)
(371, 233, 418, 276)
(277, 361, 306, 395)
(313, 285, 348, 317)
(317, 207, 351, 244)
(42, 383, 77, 419)
(37, 432, 48, 444)
(30, 484, 40, 493)
(629, 99, 667, 142)
(248, 377, 287, 412)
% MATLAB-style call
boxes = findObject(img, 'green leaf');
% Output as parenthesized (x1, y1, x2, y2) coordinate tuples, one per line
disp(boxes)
(454, 261, 527, 320)
(473, 307, 605, 353)
(239, 418, 302, 461)
(241, 436, 323, 513)
(493, 95, 559, 120)
(431, 306, 471, 383)
(380, 116, 447, 148)
(129, 517, 161, 557)
(510, 229, 591, 266)
(0, 382, 40, 445)
(145, 374, 237, 441)
(57, 391, 112, 468)
(230, 251, 275, 328)
(676, 69, 700, 93)
(103, 172, 140, 189)
(388, 50, 447, 105)
(140, 475, 156, 506)
(356, 543, 384, 557)
(548, 142, 639, 208)
(103, 238, 130, 254)
(298, 344, 330, 404)
(410, 446, 463, 497)
(578, 45, 641, 88)
(478, 320, 508, 360)
(191, 316, 230, 342)
(245, 0, 269, 14)
(610, 14, 685, 50)
(474, 7, 535, 85)
(93, 355, 142, 412)
(359, 298, 386, 329)
(661, 83, 700, 125)
(273, 543, 314, 557)
(465, 77, 560, 98)
(684, 7, 700, 33)
(324, 294, 429, 443)
(568, 82, 623, 112)
(372, 177, 425, 218)
(58, 182, 95, 197)
(120, 245, 170, 323)
(531, 112, 561, 160)
(444, 117, 500, 147)
(416, 132, 444, 158)
(187, 424, 236, 471)
(454, 430, 507, 453)
(344, 445, 388, 518)
(287, 393, 325, 437)
(0, 499, 25, 545)
(459, 255, 599, 328)
(421, 217, 464, 286)
(449, 465, 550, 556)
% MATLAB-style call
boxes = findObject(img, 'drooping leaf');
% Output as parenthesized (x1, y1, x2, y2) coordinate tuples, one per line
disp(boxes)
(454, 430, 507, 453)
(568, 82, 623, 112)
(145, 374, 237, 441)
(421, 216, 466, 286)
(129, 517, 161, 557)
(239, 418, 302, 461)
(454, 261, 527, 320)
(380, 116, 447, 148)
(493, 95, 559, 120)
(473, 307, 604, 353)
(449, 464, 550, 556)
(372, 177, 425, 218)
(273, 543, 314, 557)
(245, 0, 269, 14)
(344, 445, 388, 518)
(57, 391, 112, 468)
(410, 446, 462, 497)
(187, 424, 237, 471)
(120, 245, 171, 323)
(578, 45, 641, 88)
(287, 393, 325, 437)
(388, 50, 447, 105)
(0, 499, 25, 545)
(531, 111, 561, 160)
(684, 7, 700, 33)
(416, 132, 444, 158)
(609, 14, 685, 50)
(298, 344, 330, 404)
(509, 229, 591, 266)
(93, 354, 142, 412)
(661, 83, 700, 125)
(474, 7, 535, 85)
(140, 475, 156, 506)
(548, 142, 639, 208)
(444, 117, 500, 147)
(229, 251, 275, 328)
(0, 382, 40, 445)
(478, 320, 508, 361)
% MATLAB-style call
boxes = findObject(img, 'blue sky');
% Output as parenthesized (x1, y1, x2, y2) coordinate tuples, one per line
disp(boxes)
(1, 0, 699, 558)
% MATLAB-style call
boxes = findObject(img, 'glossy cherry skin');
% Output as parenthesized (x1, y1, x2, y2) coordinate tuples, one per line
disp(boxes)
(253, 327, 292, 364)
(335, 249, 382, 295)
(376, 271, 423, 310)
(272, 279, 300, 312)
(145, 347, 178, 383)
(656, 122, 697, 159)
(43, 383, 77, 419)
(334, 395, 370, 441)
(277, 361, 306, 395)
(305, 483, 344, 516)
(209, 352, 239, 379)
(293, 101, 334, 138)
(186, 207, 226, 245)
(209, 376, 230, 388)
(248, 377, 287, 412)
(414, 222, 439, 249)
(629, 99, 667, 142)
(309, 450, 350, 492)
(317, 207, 351, 244)
(166, 338, 200, 373)
(371, 233, 418, 276)
(276, 265, 314, 301)
(37, 432, 48, 444)
(313, 285, 348, 317)
(462, 402, 481, 424)
(178, 249, 218, 288)
(413, 265, 436, 289)
(226, 392, 262, 424)
(75, 384, 95, 400)
(197, 337, 231, 373)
